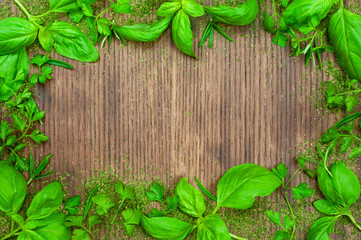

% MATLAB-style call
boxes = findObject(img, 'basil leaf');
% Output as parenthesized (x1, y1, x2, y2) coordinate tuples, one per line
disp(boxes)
(317, 162, 360, 207)
(172, 10, 195, 57)
(31, 213, 71, 240)
(329, 8, 361, 81)
(0, 161, 27, 213)
(175, 178, 205, 218)
(156, 2, 181, 17)
(40, 22, 99, 62)
(197, 214, 231, 240)
(283, 0, 334, 29)
(140, 215, 194, 240)
(0, 48, 29, 101)
(204, 0, 258, 25)
(49, 0, 78, 13)
(313, 199, 341, 216)
(0, 17, 38, 55)
(306, 216, 339, 240)
(216, 163, 281, 209)
(27, 181, 64, 220)
(39, 26, 55, 52)
(114, 17, 172, 42)
(181, 0, 204, 17)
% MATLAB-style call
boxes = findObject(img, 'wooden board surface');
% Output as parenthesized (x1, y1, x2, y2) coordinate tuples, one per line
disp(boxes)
(32, 11, 339, 189)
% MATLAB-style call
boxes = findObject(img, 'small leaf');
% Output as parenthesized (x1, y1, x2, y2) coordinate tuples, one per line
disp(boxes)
(266, 211, 284, 229)
(122, 208, 141, 225)
(148, 208, 163, 218)
(291, 182, 314, 200)
(166, 196, 179, 210)
(89, 215, 102, 229)
(345, 95, 359, 112)
(273, 30, 288, 48)
(115, 180, 133, 200)
(272, 162, 289, 180)
(31, 54, 49, 67)
(65, 195, 81, 215)
(146, 182, 165, 202)
(92, 194, 114, 215)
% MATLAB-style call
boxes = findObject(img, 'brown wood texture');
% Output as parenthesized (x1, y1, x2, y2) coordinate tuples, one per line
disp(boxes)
(33, 12, 339, 188)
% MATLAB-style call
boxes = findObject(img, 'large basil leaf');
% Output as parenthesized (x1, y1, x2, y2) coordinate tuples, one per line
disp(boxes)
(0, 18, 38, 55)
(39, 22, 99, 62)
(181, 0, 204, 17)
(197, 214, 231, 240)
(204, 0, 258, 25)
(306, 216, 339, 240)
(313, 199, 341, 216)
(172, 10, 195, 57)
(32, 213, 71, 240)
(317, 162, 360, 207)
(140, 215, 195, 240)
(175, 177, 205, 218)
(216, 163, 281, 209)
(0, 48, 29, 101)
(283, 0, 335, 29)
(27, 181, 64, 220)
(113, 17, 172, 42)
(49, 0, 78, 13)
(0, 161, 27, 213)
(156, 2, 181, 17)
(329, 8, 361, 81)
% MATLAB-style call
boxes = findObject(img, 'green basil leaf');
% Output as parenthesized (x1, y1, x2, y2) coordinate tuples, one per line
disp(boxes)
(32, 213, 71, 240)
(17, 230, 44, 240)
(317, 162, 360, 207)
(0, 48, 29, 101)
(181, 0, 204, 17)
(283, 0, 334, 29)
(306, 216, 339, 240)
(41, 22, 99, 62)
(175, 177, 205, 218)
(0, 18, 38, 55)
(197, 214, 231, 240)
(49, 0, 78, 13)
(0, 161, 27, 213)
(140, 215, 194, 240)
(172, 10, 195, 57)
(313, 199, 341, 215)
(114, 16, 172, 42)
(204, 0, 258, 25)
(25, 213, 64, 229)
(216, 163, 281, 209)
(156, 2, 181, 17)
(39, 26, 55, 52)
(329, 8, 361, 81)
(27, 181, 64, 220)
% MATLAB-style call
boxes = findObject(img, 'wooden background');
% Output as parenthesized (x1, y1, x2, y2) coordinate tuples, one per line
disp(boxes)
(32, 10, 340, 189)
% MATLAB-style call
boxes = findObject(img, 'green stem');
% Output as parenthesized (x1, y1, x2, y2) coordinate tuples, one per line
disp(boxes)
(81, 225, 95, 240)
(13, 0, 32, 19)
(107, 200, 125, 240)
(212, 205, 220, 215)
(96, 7, 111, 20)
(284, 168, 300, 188)
(347, 212, 361, 232)
(229, 233, 248, 240)
(340, 0, 344, 8)
(11, 219, 14, 233)
(0, 227, 21, 240)
(299, 157, 323, 166)
(335, 89, 361, 96)
(283, 190, 296, 239)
